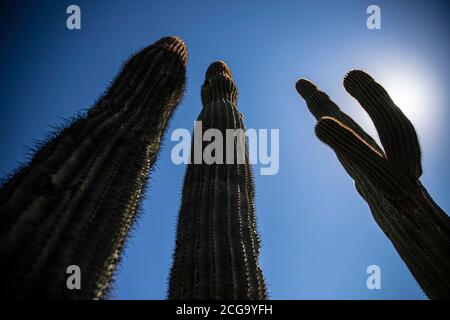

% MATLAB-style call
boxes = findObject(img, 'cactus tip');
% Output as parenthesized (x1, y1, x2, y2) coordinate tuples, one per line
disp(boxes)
(295, 78, 317, 98)
(205, 60, 233, 80)
(343, 69, 373, 95)
(153, 36, 188, 65)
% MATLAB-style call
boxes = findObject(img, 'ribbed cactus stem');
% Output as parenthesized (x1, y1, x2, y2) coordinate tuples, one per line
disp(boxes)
(296, 70, 450, 299)
(169, 61, 267, 300)
(0, 36, 187, 299)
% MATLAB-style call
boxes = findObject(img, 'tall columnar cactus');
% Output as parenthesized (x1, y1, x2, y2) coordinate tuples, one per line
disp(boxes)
(169, 61, 267, 300)
(0, 36, 187, 299)
(296, 70, 450, 299)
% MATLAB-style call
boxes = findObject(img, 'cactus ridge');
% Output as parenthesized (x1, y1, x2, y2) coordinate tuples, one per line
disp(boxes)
(169, 61, 267, 300)
(296, 69, 450, 299)
(0, 36, 187, 299)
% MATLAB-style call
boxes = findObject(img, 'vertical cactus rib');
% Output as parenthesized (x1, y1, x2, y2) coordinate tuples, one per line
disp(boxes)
(169, 61, 267, 299)
(0, 36, 187, 299)
(296, 70, 450, 299)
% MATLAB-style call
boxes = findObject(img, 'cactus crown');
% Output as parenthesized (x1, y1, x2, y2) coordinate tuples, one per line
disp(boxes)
(201, 60, 238, 106)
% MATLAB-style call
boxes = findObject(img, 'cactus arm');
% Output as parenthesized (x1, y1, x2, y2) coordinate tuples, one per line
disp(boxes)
(296, 70, 450, 299)
(315, 116, 414, 198)
(343, 70, 422, 178)
(296, 79, 384, 155)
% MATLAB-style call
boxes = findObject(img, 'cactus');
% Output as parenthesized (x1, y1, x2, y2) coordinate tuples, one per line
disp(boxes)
(168, 61, 267, 299)
(296, 70, 450, 299)
(0, 36, 187, 299)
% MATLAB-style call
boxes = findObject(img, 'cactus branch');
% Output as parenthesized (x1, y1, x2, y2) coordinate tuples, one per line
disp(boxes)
(296, 70, 450, 299)
(343, 70, 422, 178)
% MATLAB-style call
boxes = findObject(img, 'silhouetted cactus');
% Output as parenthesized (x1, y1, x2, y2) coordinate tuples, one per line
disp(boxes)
(0, 36, 187, 299)
(296, 70, 450, 299)
(169, 61, 267, 299)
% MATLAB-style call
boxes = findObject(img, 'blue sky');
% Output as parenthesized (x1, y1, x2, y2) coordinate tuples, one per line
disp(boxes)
(0, 0, 448, 299)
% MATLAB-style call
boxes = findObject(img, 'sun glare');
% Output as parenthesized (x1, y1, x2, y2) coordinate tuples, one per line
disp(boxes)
(381, 71, 431, 133)
(360, 60, 443, 147)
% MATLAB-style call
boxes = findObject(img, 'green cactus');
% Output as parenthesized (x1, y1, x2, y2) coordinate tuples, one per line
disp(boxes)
(168, 61, 267, 300)
(296, 70, 450, 299)
(0, 36, 187, 299)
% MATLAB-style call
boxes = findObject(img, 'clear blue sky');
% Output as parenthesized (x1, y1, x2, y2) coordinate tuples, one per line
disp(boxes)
(0, 0, 448, 299)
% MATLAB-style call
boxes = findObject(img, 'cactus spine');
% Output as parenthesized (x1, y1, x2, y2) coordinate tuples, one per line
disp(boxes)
(296, 70, 450, 299)
(169, 61, 267, 299)
(0, 36, 187, 299)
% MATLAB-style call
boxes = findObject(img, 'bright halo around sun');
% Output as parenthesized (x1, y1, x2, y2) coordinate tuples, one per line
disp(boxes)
(367, 60, 443, 147)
